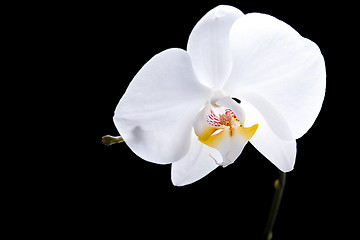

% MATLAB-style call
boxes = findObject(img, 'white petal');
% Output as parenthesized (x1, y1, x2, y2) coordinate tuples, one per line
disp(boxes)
(224, 13, 326, 139)
(242, 100, 296, 172)
(171, 132, 221, 186)
(187, 5, 244, 89)
(114, 48, 212, 164)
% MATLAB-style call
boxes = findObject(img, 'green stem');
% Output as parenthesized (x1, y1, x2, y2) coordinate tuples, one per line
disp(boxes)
(263, 171, 286, 240)
(101, 135, 124, 146)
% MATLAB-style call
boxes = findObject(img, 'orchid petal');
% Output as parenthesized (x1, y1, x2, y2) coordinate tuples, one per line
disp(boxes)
(114, 48, 211, 164)
(224, 13, 326, 139)
(187, 5, 244, 89)
(241, 100, 296, 172)
(171, 132, 221, 186)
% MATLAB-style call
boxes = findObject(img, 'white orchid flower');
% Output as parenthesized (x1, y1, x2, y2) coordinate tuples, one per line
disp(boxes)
(113, 5, 326, 186)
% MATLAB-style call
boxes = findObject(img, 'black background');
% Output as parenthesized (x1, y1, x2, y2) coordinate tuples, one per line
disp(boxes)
(14, 0, 353, 239)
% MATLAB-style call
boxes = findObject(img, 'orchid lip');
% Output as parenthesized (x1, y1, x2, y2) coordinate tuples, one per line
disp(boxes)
(193, 100, 258, 167)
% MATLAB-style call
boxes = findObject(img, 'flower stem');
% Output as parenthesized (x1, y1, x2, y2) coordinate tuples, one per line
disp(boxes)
(263, 170, 286, 240)
(101, 135, 124, 146)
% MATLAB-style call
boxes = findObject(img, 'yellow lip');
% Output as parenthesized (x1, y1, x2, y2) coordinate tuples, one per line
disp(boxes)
(197, 124, 258, 149)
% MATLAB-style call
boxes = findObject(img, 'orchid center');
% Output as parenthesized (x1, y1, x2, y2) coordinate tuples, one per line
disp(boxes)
(193, 101, 258, 167)
(208, 108, 241, 136)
